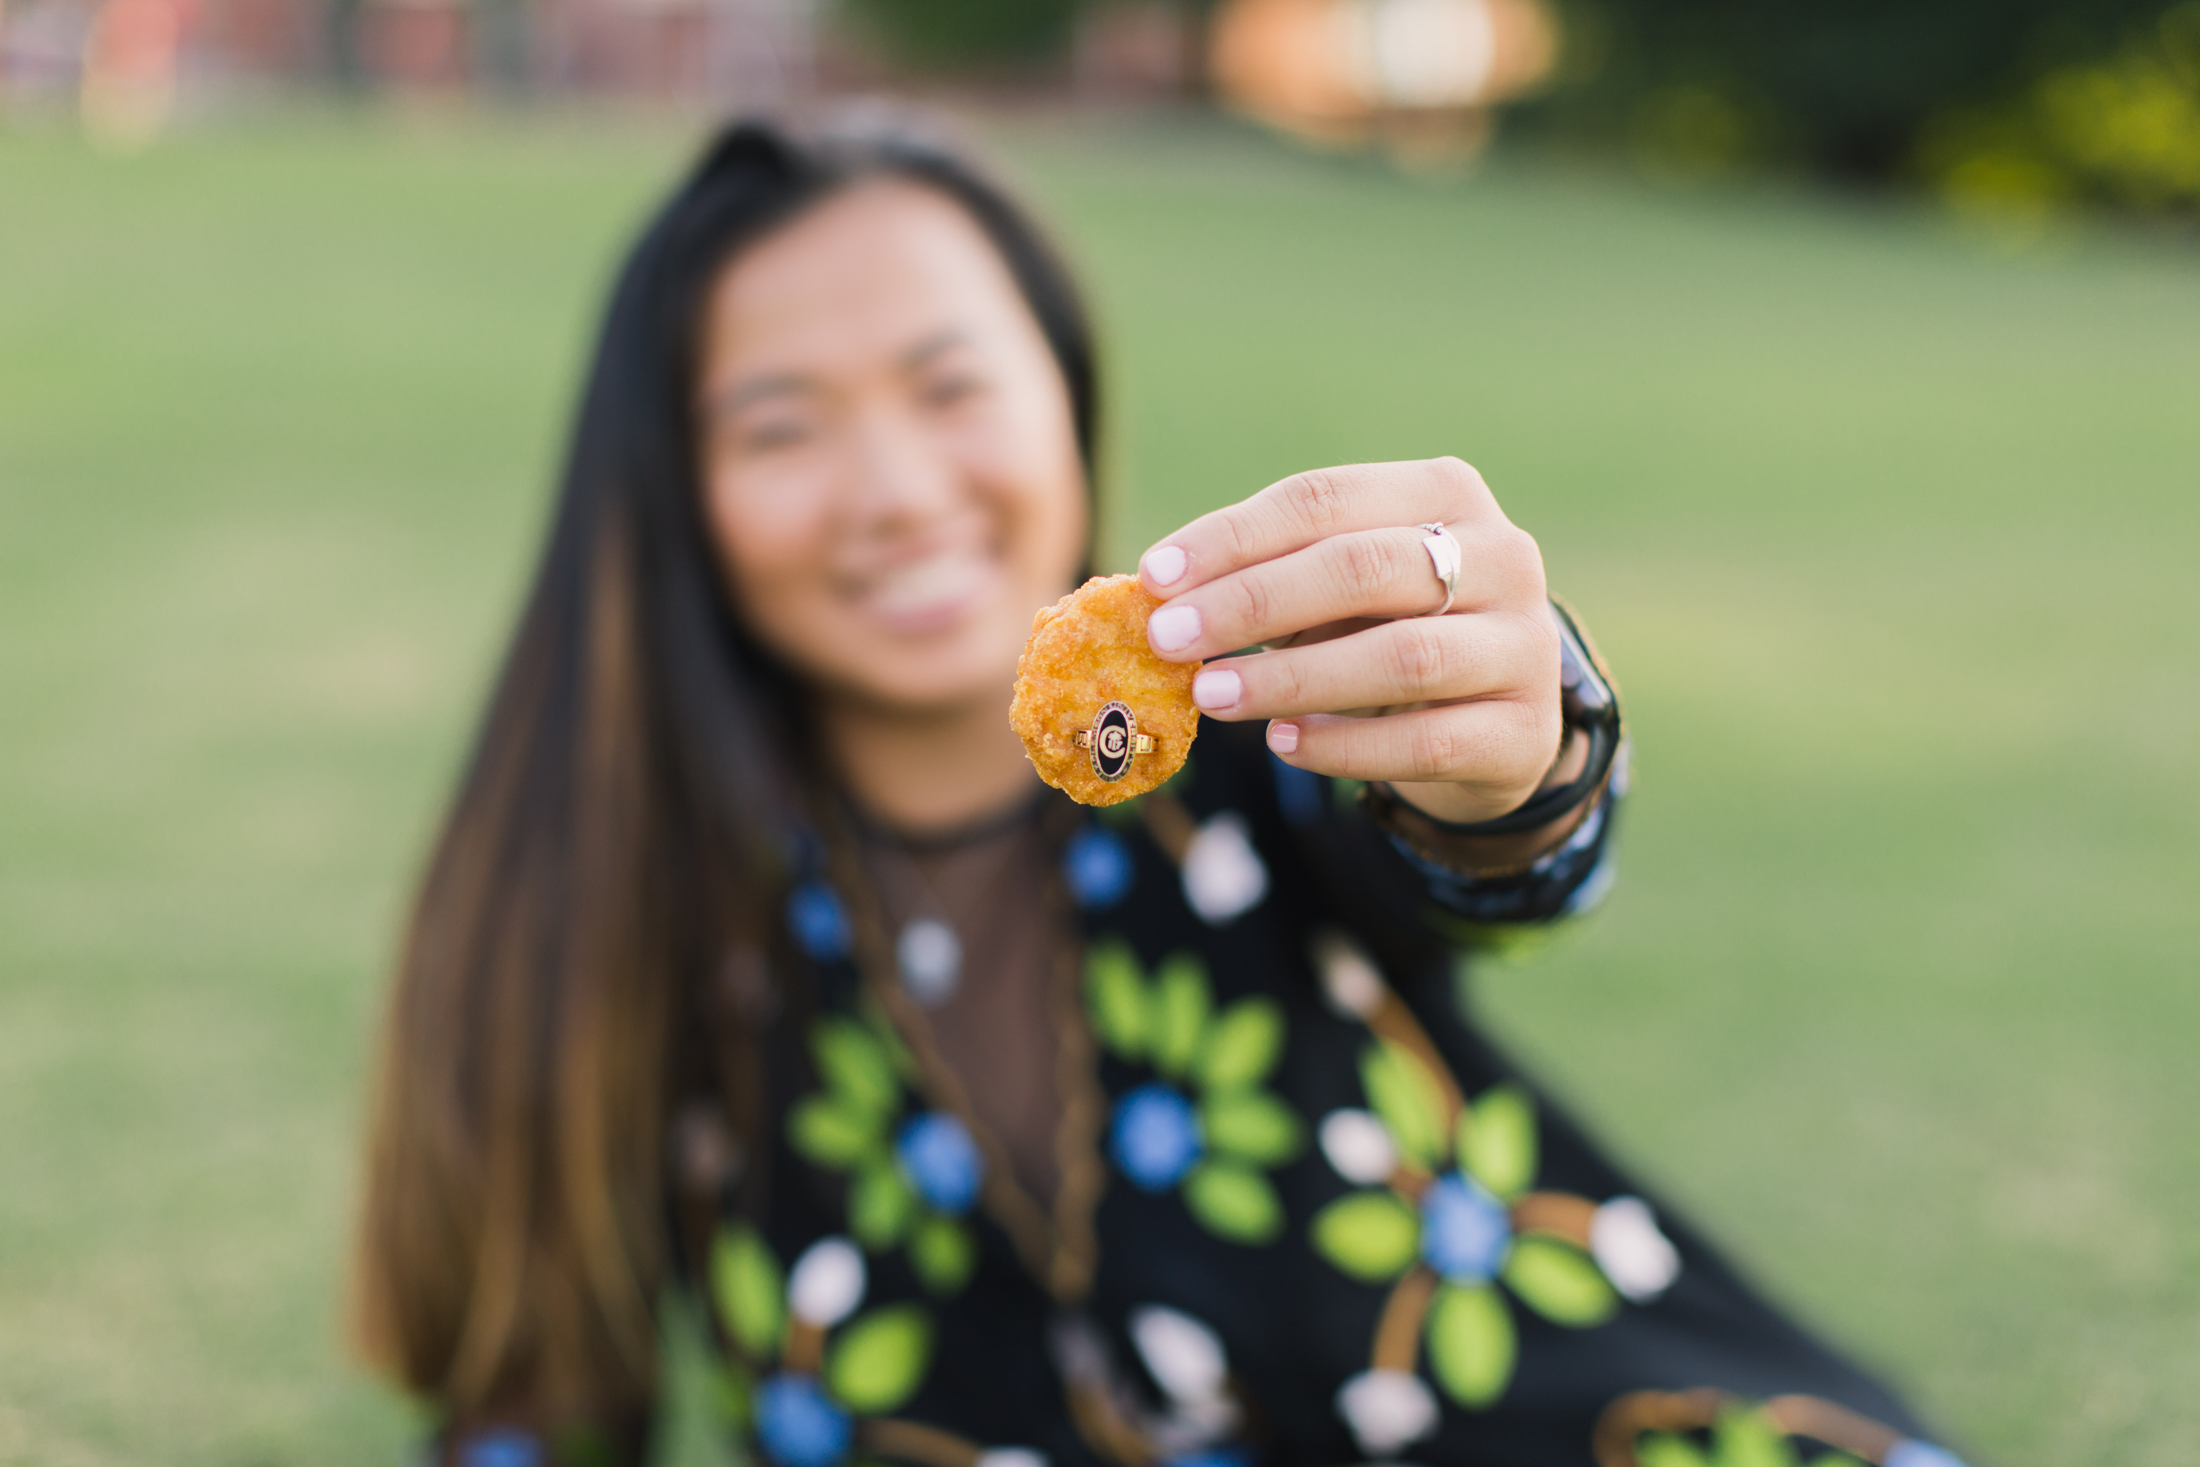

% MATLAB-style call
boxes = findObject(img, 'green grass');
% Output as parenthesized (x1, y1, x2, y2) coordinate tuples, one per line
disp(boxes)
(2, 108, 2195, 1465)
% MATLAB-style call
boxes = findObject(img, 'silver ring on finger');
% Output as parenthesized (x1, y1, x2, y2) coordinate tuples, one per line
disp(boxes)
(1414, 521, 1461, 616)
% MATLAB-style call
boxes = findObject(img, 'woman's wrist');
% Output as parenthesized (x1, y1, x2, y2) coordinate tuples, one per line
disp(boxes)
(1365, 747, 1609, 877)
(1361, 598, 1622, 878)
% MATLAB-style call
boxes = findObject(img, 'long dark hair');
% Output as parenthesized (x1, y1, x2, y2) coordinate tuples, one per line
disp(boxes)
(350, 111, 1098, 1423)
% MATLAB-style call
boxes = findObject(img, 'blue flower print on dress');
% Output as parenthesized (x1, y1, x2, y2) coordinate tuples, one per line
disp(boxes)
(1063, 824, 1134, 909)
(457, 1429, 543, 1467)
(786, 1011, 983, 1295)
(787, 881, 853, 963)
(1085, 941, 1303, 1243)
(1419, 1174, 1512, 1284)
(754, 1376, 853, 1467)
(895, 1112, 983, 1215)
(1308, 934, 1682, 1452)
(1112, 1083, 1204, 1190)
(1596, 1389, 1969, 1467)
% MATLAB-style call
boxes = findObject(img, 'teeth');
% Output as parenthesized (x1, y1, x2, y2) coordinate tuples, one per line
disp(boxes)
(869, 552, 987, 615)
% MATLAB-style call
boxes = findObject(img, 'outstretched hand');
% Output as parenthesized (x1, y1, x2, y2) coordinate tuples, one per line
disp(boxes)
(1139, 458, 1565, 827)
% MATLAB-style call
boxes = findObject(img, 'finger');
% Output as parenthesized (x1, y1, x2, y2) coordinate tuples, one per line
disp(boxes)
(1146, 518, 1541, 663)
(1137, 457, 1499, 599)
(1190, 611, 1550, 721)
(1267, 700, 1559, 798)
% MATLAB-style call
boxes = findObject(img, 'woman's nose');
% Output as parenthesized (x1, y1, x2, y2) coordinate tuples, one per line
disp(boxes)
(844, 408, 962, 526)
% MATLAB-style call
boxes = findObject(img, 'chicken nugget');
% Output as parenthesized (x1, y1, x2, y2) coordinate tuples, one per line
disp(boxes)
(1010, 574, 1201, 807)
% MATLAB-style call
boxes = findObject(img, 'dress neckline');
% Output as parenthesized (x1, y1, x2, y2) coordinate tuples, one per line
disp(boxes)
(843, 781, 1055, 857)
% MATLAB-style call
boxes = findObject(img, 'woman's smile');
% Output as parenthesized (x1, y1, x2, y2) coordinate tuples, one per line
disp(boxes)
(845, 541, 1003, 635)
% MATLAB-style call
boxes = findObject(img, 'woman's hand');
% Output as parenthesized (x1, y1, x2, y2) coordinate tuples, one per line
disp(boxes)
(1139, 458, 1565, 826)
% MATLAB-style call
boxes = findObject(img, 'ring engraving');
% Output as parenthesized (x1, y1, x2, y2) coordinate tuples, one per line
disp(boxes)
(1074, 700, 1155, 782)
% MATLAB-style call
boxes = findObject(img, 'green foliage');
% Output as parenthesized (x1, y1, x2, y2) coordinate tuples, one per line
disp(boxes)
(1310, 1191, 1420, 1282)
(1197, 997, 1286, 1092)
(824, 1306, 933, 1415)
(1360, 1041, 1449, 1170)
(710, 1227, 786, 1361)
(1523, 0, 2200, 215)
(1458, 1084, 1537, 1201)
(840, 0, 1079, 67)
(1501, 1237, 1620, 1328)
(1424, 1281, 1515, 1409)
(1183, 1160, 1284, 1243)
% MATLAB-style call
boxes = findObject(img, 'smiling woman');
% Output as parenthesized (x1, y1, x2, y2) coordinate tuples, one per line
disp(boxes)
(349, 111, 1973, 1467)
(693, 177, 1089, 829)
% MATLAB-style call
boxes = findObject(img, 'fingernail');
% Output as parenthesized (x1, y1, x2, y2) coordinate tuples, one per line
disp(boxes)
(1148, 603, 1201, 653)
(1142, 544, 1188, 587)
(1193, 668, 1242, 712)
(1267, 721, 1299, 755)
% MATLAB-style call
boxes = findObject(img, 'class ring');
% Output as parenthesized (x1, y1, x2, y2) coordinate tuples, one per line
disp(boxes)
(1073, 700, 1156, 782)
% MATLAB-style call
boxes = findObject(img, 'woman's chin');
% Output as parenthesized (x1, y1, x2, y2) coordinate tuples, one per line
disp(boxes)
(829, 633, 1021, 719)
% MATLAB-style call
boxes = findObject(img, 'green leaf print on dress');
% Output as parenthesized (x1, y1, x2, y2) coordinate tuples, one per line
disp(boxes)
(1593, 1389, 1968, 1467)
(706, 1229, 1047, 1467)
(1306, 933, 1685, 1456)
(785, 1010, 984, 1295)
(706, 1231, 922, 1467)
(1086, 940, 1304, 1244)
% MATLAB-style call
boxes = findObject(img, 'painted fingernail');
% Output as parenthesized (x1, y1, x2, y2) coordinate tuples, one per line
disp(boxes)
(1142, 544, 1188, 587)
(1148, 603, 1201, 653)
(1192, 668, 1242, 712)
(1267, 721, 1299, 755)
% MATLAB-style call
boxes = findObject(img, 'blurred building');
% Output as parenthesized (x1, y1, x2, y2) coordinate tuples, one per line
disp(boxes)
(1210, 0, 1557, 158)
(1, 0, 823, 115)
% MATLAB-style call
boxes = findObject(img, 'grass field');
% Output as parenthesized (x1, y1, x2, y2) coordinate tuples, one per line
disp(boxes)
(1, 108, 2195, 1466)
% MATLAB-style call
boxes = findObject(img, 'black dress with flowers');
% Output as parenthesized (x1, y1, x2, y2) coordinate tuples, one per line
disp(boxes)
(457, 722, 1972, 1467)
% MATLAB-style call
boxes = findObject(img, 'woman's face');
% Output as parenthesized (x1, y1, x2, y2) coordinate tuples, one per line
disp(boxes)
(696, 179, 1088, 717)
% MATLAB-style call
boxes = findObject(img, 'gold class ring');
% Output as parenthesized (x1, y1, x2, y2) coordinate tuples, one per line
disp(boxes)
(1073, 700, 1156, 781)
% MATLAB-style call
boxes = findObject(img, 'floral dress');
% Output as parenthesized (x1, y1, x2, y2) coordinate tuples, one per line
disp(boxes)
(454, 721, 1971, 1467)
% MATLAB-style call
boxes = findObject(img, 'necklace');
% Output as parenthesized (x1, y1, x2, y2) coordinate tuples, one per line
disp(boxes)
(850, 789, 1056, 1010)
(818, 795, 1109, 1303)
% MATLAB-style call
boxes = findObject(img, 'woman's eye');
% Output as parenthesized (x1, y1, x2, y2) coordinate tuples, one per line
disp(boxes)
(920, 372, 987, 410)
(738, 417, 814, 453)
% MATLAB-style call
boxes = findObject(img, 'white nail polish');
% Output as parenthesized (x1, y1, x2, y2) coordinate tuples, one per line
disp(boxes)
(1149, 604, 1201, 652)
(1143, 544, 1188, 587)
(1193, 668, 1241, 711)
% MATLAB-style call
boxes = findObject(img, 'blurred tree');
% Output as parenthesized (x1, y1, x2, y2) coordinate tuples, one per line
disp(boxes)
(1520, 0, 2200, 212)
(839, 0, 1086, 67)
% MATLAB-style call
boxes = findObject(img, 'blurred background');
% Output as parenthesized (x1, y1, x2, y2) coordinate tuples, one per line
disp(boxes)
(2, 2, 2197, 1464)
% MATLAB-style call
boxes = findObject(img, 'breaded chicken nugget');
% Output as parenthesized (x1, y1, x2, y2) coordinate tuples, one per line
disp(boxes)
(1010, 574, 1201, 807)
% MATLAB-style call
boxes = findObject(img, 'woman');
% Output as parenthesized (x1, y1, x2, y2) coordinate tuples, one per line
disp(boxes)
(352, 114, 1966, 1467)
